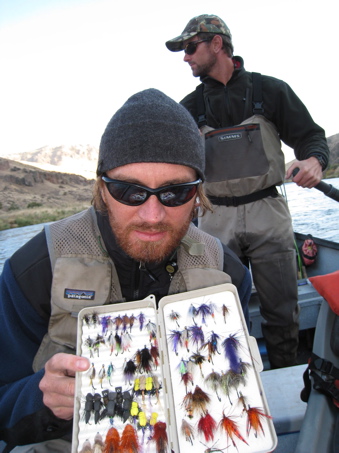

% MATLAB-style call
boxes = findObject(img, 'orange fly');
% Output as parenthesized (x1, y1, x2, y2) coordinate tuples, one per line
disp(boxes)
(245, 406, 272, 437)
(120, 424, 141, 453)
(103, 427, 120, 453)
(219, 412, 249, 450)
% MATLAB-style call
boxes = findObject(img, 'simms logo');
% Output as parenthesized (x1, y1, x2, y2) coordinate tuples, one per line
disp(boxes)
(64, 289, 95, 300)
(218, 132, 242, 142)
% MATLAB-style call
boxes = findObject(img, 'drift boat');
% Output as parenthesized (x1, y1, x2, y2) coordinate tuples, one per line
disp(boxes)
(249, 232, 339, 453)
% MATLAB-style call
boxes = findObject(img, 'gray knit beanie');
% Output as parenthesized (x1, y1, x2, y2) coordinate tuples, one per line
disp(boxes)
(97, 88, 205, 180)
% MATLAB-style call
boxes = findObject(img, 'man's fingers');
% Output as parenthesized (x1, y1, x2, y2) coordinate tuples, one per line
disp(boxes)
(44, 353, 90, 375)
(38, 353, 90, 420)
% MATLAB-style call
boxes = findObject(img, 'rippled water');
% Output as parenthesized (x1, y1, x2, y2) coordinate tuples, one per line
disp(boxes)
(0, 178, 338, 273)
(283, 177, 339, 242)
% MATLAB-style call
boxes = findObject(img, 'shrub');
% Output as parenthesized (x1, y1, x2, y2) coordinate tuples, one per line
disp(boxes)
(27, 201, 43, 209)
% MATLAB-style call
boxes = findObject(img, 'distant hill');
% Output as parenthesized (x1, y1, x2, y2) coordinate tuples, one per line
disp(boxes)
(0, 157, 94, 229)
(7, 144, 98, 180)
(1, 133, 338, 228)
(325, 133, 339, 177)
(285, 133, 339, 178)
(7, 133, 339, 180)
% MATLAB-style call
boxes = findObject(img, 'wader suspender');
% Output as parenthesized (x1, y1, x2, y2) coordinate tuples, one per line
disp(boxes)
(196, 71, 264, 128)
(301, 352, 339, 408)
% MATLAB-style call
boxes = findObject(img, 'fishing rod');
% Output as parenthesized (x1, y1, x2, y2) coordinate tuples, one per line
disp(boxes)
(292, 168, 339, 203)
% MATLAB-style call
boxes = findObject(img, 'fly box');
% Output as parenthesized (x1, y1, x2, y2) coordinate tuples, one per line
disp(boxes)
(72, 283, 277, 452)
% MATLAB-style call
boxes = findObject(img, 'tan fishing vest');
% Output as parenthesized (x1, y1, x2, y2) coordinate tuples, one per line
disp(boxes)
(33, 207, 231, 371)
(203, 115, 285, 197)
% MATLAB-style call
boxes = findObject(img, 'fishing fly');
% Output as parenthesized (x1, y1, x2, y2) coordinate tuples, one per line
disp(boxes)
(168, 309, 181, 327)
(199, 440, 229, 453)
(221, 333, 243, 373)
(245, 406, 272, 437)
(222, 304, 231, 324)
(168, 329, 183, 355)
(100, 315, 111, 336)
(103, 427, 120, 453)
(98, 364, 106, 389)
(204, 370, 222, 401)
(197, 411, 217, 442)
(189, 351, 206, 378)
(120, 424, 141, 453)
(219, 412, 249, 449)
(181, 419, 195, 445)
(201, 331, 221, 364)
(123, 359, 137, 385)
(188, 325, 205, 349)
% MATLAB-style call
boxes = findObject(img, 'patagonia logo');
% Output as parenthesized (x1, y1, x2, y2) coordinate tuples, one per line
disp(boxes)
(64, 288, 95, 300)
(218, 132, 242, 142)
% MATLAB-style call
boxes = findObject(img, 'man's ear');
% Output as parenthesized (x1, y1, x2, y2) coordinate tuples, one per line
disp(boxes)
(100, 184, 107, 204)
(212, 34, 223, 53)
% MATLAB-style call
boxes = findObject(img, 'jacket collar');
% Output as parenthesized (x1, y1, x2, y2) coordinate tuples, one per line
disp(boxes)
(200, 55, 245, 88)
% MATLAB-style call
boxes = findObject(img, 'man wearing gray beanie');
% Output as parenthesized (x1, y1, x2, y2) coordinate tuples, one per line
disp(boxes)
(0, 88, 251, 452)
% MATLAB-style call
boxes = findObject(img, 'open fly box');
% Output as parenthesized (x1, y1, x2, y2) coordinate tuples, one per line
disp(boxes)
(72, 283, 277, 452)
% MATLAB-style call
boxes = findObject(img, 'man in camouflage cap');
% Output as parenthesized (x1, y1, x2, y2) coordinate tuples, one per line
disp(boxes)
(166, 14, 232, 52)
(166, 14, 330, 369)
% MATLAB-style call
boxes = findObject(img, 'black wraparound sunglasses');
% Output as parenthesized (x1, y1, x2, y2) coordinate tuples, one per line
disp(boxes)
(184, 39, 211, 55)
(102, 176, 202, 207)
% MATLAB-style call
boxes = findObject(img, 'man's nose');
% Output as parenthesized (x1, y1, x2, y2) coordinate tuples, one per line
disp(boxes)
(183, 52, 190, 62)
(137, 195, 166, 223)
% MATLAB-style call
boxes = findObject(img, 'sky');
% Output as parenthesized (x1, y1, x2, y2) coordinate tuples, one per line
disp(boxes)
(0, 0, 337, 163)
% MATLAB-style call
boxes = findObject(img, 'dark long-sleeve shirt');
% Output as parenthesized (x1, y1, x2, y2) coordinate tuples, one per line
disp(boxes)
(180, 56, 329, 166)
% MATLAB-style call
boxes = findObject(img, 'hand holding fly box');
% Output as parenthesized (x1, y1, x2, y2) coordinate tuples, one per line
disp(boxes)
(72, 284, 277, 453)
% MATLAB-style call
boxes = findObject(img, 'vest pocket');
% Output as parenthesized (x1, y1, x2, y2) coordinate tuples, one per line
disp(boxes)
(48, 257, 112, 349)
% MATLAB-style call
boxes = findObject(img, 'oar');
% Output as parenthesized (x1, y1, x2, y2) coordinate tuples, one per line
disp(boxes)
(292, 168, 339, 203)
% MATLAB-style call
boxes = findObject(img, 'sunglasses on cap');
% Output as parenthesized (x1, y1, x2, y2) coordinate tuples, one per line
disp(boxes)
(102, 176, 202, 207)
(184, 39, 211, 55)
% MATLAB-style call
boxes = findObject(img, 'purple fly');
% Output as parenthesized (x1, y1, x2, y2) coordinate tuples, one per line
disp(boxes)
(188, 304, 198, 325)
(168, 330, 183, 355)
(137, 312, 146, 331)
(188, 325, 205, 349)
(100, 315, 111, 335)
(195, 303, 213, 325)
(221, 334, 242, 373)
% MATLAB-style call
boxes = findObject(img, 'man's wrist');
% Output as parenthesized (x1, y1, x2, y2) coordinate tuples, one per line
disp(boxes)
(309, 154, 327, 171)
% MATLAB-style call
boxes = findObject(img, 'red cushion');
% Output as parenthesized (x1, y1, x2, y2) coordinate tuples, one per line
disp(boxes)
(309, 271, 339, 315)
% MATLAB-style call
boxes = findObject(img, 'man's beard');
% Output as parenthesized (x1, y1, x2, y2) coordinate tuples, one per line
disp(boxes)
(192, 53, 217, 79)
(106, 207, 194, 263)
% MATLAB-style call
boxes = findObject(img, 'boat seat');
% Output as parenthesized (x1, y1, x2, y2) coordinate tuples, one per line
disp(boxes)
(261, 364, 307, 435)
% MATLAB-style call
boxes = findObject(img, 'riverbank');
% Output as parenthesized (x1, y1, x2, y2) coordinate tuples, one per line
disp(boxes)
(0, 157, 93, 230)
(0, 205, 90, 230)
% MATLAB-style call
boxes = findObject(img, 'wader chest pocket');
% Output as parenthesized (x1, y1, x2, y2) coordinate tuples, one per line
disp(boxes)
(204, 123, 270, 182)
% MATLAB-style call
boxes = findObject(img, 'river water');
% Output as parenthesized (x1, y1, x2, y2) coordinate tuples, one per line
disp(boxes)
(0, 178, 338, 274)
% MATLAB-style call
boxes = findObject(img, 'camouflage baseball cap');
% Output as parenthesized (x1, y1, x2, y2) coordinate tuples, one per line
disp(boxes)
(166, 14, 232, 52)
